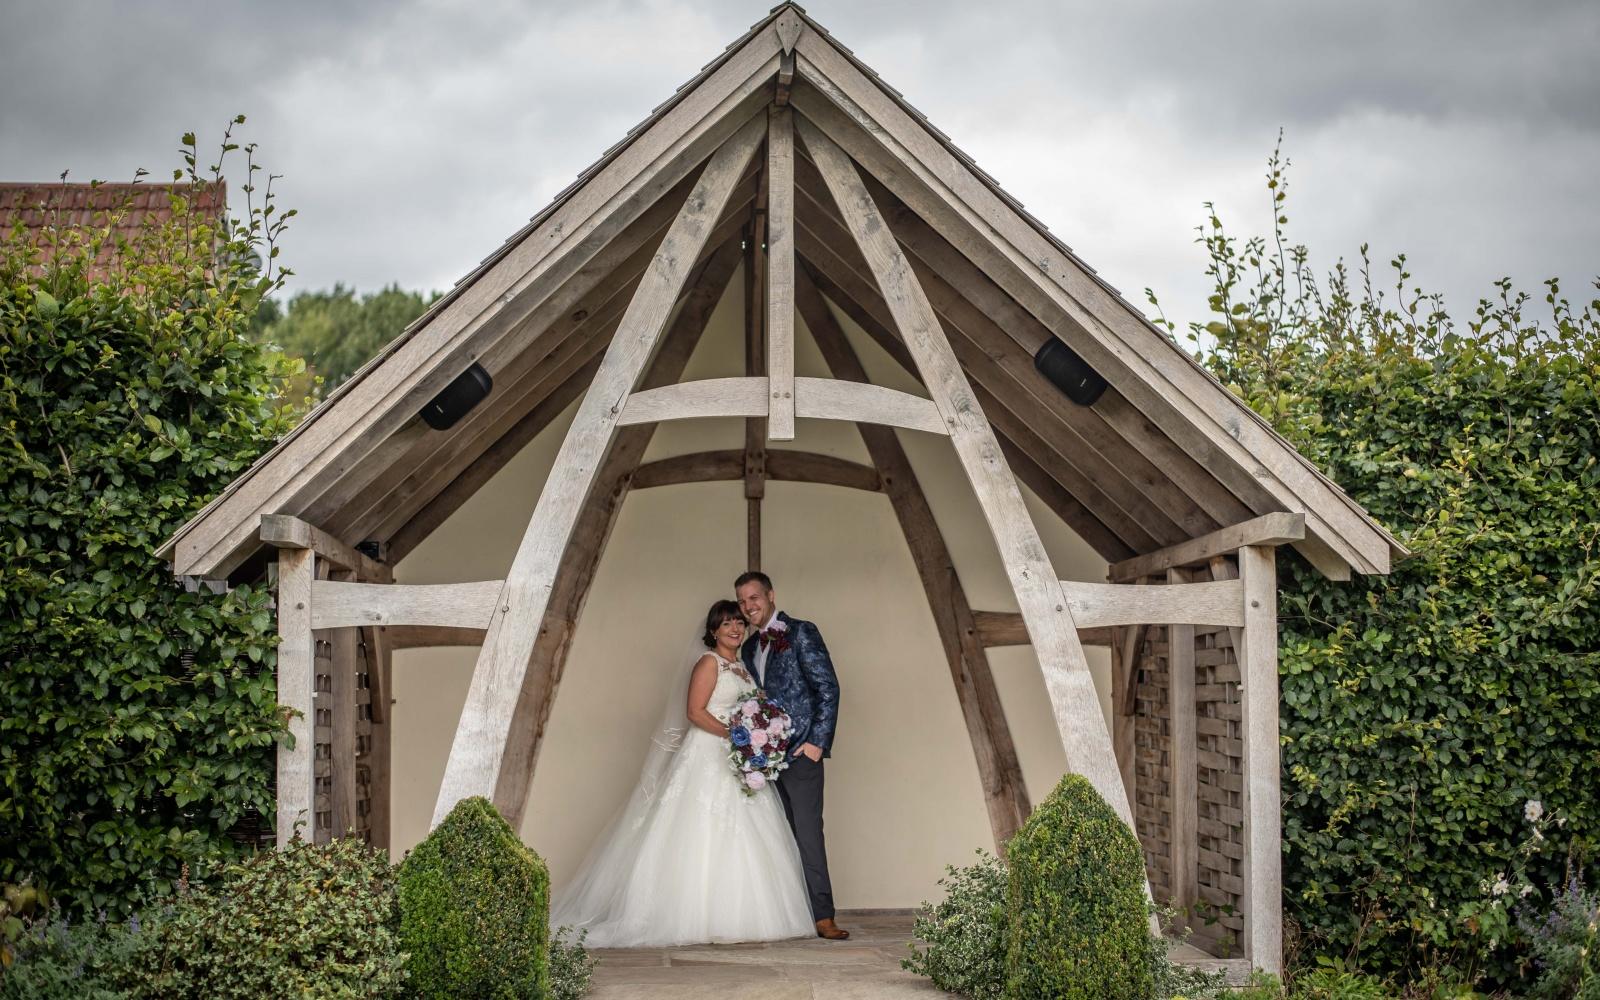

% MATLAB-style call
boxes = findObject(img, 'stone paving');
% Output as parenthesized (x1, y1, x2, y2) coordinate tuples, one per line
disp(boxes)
(583, 911, 1246, 998)
(584, 912, 944, 999)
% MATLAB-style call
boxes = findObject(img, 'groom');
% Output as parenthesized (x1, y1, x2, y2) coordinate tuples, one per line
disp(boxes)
(735, 571, 849, 941)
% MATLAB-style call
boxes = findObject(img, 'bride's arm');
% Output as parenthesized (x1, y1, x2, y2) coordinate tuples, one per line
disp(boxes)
(685, 654, 730, 738)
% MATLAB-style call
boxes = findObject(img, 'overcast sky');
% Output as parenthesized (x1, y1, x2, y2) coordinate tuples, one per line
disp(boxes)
(3, 0, 1596, 332)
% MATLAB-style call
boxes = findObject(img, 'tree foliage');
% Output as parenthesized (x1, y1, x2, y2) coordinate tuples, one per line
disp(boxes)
(0, 122, 303, 913)
(1151, 139, 1600, 986)
(253, 282, 436, 393)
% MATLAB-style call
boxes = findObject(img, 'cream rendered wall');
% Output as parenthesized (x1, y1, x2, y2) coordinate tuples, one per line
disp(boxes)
(388, 266, 1112, 908)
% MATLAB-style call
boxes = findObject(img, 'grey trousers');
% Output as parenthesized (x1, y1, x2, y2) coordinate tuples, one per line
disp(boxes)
(777, 754, 835, 921)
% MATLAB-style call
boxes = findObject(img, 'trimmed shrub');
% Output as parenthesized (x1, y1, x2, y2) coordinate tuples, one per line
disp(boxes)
(123, 836, 406, 999)
(1002, 774, 1152, 1000)
(398, 797, 550, 999)
(902, 849, 1007, 999)
(0, 123, 303, 914)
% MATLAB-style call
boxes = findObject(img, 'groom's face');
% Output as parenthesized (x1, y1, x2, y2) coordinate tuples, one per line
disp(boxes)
(737, 581, 775, 629)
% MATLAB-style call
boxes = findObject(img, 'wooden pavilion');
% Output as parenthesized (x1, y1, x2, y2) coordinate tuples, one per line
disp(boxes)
(157, 5, 1403, 973)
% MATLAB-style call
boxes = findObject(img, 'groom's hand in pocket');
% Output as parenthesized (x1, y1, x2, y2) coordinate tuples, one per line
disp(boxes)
(798, 742, 823, 762)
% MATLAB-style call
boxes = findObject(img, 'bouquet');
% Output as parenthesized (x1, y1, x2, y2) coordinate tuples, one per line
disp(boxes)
(727, 690, 793, 795)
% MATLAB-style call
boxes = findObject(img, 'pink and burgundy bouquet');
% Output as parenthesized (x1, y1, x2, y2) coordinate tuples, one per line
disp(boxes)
(727, 690, 793, 796)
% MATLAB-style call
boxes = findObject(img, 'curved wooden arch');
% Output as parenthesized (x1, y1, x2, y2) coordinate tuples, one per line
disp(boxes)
(631, 448, 881, 492)
(616, 375, 947, 435)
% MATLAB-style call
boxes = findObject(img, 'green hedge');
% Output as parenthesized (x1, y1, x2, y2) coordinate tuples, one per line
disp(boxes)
(125, 836, 407, 999)
(1152, 143, 1600, 985)
(1002, 774, 1152, 999)
(398, 796, 550, 999)
(0, 125, 304, 914)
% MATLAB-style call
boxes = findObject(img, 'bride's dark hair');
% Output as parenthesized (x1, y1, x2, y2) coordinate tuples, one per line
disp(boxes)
(702, 599, 744, 647)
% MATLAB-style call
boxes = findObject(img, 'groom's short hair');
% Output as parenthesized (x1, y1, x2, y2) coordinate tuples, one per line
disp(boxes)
(734, 570, 773, 593)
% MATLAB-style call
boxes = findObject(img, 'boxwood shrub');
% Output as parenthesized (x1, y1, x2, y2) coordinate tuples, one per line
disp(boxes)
(1002, 774, 1152, 999)
(398, 796, 550, 999)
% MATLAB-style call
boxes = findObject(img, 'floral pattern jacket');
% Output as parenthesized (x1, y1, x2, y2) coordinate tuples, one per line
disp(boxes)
(739, 612, 840, 760)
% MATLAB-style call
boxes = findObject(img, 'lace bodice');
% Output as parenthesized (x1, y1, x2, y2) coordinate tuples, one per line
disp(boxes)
(705, 653, 757, 720)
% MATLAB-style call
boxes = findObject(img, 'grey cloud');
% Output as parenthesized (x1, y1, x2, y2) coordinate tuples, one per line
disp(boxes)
(1, 0, 1594, 328)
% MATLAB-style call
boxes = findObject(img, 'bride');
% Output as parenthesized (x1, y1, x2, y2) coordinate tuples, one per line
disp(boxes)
(548, 600, 815, 947)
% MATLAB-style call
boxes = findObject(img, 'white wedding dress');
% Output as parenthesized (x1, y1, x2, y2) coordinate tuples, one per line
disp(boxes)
(548, 652, 816, 947)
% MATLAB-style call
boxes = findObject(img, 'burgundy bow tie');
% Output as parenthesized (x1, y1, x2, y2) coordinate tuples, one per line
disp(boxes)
(758, 628, 784, 649)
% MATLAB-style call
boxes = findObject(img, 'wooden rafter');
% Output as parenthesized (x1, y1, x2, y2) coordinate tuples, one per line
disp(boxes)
(785, 70, 1391, 576)
(792, 114, 1136, 830)
(494, 239, 744, 823)
(790, 165, 1196, 547)
(798, 266, 1029, 848)
(433, 114, 767, 823)
(794, 237, 1152, 556)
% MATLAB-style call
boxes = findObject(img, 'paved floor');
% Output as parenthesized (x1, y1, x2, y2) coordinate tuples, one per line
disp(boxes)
(584, 911, 1242, 998)
(585, 912, 943, 999)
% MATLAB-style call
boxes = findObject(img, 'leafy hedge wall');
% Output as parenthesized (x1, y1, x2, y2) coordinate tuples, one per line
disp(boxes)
(0, 126, 303, 913)
(1153, 145, 1599, 984)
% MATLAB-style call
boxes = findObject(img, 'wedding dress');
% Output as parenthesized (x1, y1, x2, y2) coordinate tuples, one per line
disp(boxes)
(548, 652, 816, 947)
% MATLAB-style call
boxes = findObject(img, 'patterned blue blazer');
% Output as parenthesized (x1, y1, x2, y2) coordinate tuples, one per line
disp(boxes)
(740, 612, 840, 759)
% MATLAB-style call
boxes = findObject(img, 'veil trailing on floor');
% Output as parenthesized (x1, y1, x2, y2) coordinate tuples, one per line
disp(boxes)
(548, 633, 717, 935)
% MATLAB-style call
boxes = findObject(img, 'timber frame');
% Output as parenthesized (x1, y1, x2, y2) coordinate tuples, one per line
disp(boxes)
(158, 4, 1404, 975)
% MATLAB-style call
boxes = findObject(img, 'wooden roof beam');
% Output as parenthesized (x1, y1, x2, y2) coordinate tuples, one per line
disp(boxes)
(1107, 513, 1307, 583)
(784, 67, 1394, 575)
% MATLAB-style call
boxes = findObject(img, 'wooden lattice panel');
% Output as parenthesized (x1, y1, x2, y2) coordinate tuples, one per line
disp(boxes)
(1132, 627, 1173, 900)
(312, 638, 333, 842)
(311, 630, 376, 844)
(1190, 622, 1246, 955)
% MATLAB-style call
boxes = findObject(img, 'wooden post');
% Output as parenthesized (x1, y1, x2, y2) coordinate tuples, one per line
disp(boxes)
(328, 570, 360, 838)
(793, 114, 1134, 830)
(1110, 624, 1138, 820)
(433, 115, 766, 824)
(1237, 545, 1282, 973)
(798, 268, 1030, 848)
(1167, 567, 1198, 924)
(493, 240, 743, 824)
(766, 104, 796, 441)
(275, 547, 316, 846)
(363, 624, 393, 851)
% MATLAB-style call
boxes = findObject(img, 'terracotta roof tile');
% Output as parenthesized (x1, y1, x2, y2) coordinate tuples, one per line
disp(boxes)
(0, 180, 226, 279)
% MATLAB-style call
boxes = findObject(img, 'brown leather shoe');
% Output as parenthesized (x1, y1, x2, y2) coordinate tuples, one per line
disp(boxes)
(815, 917, 850, 940)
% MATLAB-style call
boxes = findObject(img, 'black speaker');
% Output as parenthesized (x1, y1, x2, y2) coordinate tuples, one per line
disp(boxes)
(420, 362, 493, 430)
(1032, 339, 1106, 406)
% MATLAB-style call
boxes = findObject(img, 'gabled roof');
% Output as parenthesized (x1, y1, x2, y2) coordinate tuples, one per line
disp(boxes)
(157, 3, 1403, 583)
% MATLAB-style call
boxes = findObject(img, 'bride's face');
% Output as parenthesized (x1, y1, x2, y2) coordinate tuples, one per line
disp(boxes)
(715, 616, 747, 645)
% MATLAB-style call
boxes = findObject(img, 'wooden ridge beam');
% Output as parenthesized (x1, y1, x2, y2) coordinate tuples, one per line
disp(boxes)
(434, 114, 767, 824)
(799, 265, 1030, 847)
(1107, 512, 1306, 583)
